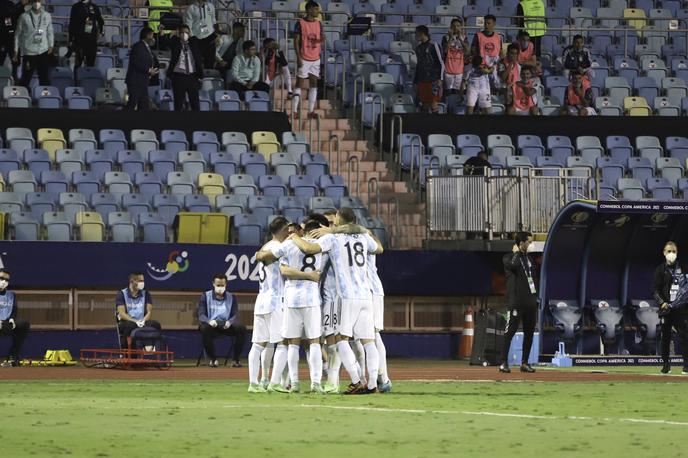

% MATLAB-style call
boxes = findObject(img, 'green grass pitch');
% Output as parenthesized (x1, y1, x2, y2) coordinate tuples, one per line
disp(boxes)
(2, 376, 688, 457)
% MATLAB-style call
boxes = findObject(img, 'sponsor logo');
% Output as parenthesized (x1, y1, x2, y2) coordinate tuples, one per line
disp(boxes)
(147, 250, 190, 281)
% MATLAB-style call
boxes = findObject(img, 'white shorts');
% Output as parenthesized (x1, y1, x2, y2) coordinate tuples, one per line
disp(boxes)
(467, 78, 491, 108)
(282, 306, 321, 340)
(445, 73, 463, 91)
(321, 299, 338, 337)
(298, 59, 321, 79)
(252, 310, 283, 344)
(338, 298, 375, 340)
(372, 294, 384, 331)
(513, 106, 535, 115)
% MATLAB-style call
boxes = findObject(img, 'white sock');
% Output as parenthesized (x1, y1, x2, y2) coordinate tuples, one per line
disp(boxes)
(375, 332, 390, 384)
(282, 66, 293, 92)
(269, 344, 287, 385)
(292, 88, 302, 112)
(281, 364, 290, 388)
(307, 87, 317, 112)
(337, 340, 361, 384)
(260, 343, 275, 384)
(327, 344, 341, 387)
(308, 343, 323, 385)
(352, 340, 366, 383)
(288, 344, 300, 384)
(364, 342, 379, 390)
(248, 343, 265, 385)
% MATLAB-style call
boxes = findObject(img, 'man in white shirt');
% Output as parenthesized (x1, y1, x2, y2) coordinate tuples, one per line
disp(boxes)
(184, 0, 216, 68)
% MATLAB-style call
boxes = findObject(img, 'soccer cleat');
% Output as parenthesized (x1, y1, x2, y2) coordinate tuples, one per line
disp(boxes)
(343, 382, 366, 395)
(267, 383, 290, 393)
(499, 364, 511, 373)
(248, 383, 267, 393)
(310, 383, 326, 394)
(260, 379, 269, 390)
(289, 381, 301, 393)
(378, 380, 393, 393)
(520, 363, 536, 373)
(661, 365, 671, 375)
(361, 387, 379, 395)
(322, 382, 339, 394)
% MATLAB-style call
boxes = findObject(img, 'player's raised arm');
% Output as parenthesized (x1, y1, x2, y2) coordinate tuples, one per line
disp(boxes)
(367, 230, 384, 255)
(279, 265, 321, 282)
(291, 233, 322, 254)
(255, 250, 277, 264)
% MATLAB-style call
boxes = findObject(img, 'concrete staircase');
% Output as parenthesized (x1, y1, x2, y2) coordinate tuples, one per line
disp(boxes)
(279, 93, 426, 249)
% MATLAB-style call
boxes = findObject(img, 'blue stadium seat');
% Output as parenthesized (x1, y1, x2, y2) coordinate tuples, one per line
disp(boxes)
(233, 213, 263, 245)
(23, 149, 51, 178)
(134, 172, 163, 196)
(240, 153, 269, 183)
(278, 196, 307, 222)
(161, 130, 189, 155)
(229, 174, 257, 195)
(184, 194, 212, 212)
(210, 152, 238, 181)
(43, 212, 72, 241)
(99, 129, 127, 155)
(26, 192, 55, 221)
(10, 212, 39, 241)
(0, 149, 21, 180)
(41, 171, 69, 195)
(72, 171, 101, 196)
(216, 194, 248, 218)
(289, 175, 318, 198)
(122, 193, 152, 220)
(258, 175, 288, 197)
(138, 212, 168, 243)
(91, 193, 119, 222)
(153, 194, 182, 225)
(108, 211, 136, 243)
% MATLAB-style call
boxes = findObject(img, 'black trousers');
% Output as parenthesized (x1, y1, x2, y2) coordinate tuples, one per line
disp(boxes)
(228, 81, 270, 99)
(118, 320, 162, 348)
(198, 34, 216, 69)
(199, 322, 246, 361)
(171, 73, 200, 111)
(501, 304, 537, 365)
(0, 320, 30, 360)
(74, 37, 98, 77)
(661, 310, 688, 366)
(532, 35, 542, 58)
(19, 52, 50, 87)
(0, 42, 20, 80)
(126, 82, 150, 110)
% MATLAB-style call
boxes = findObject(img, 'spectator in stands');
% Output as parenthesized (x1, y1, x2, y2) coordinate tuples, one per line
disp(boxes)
(498, 43, 521, 89)
(184, 0, 216, 68)
(507, 65, 539, 115)
(13, 0, 53, 87)
(147, 0, 173, 49)
(465, 55, 492, 115)
(471, 14, 502, 87)
(115, 272, 162, 349)
(0, 0, 25, 81)
(293, 1, 324, 119)
(562, 34, 592, 79)
(197, 273, 247, 368)
(0, 269, 30, 367)
(463, 150, 491, 175)
(125, 26, 159, 111)
(68, 0, 104, 77)
(516, 0, 545, 57)
(229, 40, 269, 97)
(561, 70, 596, 116)
(515, 31, 538, 69)
(262, 37, 293, 98)
(441, 18, 468, 98)
(414, 25, 444, 114)
(215, 21, 243, 73)
(169, 23, 203, 111)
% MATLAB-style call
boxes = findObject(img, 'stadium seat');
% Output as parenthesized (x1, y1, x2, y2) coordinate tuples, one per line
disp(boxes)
(548, 299, 583, 353)
(76, 211, 105, 242)
(43, 212, 72, 241)
(590, 299, 624, 355)
(167, 171, 195, 195)
(10, 212, 40, 241)
(138, 212, 168, 243)
(26, 192, 55, 221)
(37, 128, 67, 161)
(104, 171, 133, 194)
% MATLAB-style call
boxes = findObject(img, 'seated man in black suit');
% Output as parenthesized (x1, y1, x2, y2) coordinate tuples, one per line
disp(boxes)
(168, 23, 204, 111)
(125, 26, 159, 110)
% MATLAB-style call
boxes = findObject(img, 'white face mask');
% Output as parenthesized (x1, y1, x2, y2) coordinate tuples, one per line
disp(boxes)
(666, 252, 677, 264)
(181, 32, 189, 42)
(214, 286, 226, 295)
(136, 281, 145, 290)
(0, 280, 8, 290)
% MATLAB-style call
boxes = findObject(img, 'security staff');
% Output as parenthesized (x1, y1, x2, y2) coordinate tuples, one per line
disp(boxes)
(517, 0, 546, 57)
(146, 0, 172, 43)
(500, 231, 538, 373)
(197, 273, 247, 368)
(115, 272, 162, 348)
(184, 0, 216, 68)
(68, 0, 104, 75)
(653, 241, 688, 375)
(13, 0, 53, 87)
(168, 23, 203, 111)
(0, 269, 30, 367)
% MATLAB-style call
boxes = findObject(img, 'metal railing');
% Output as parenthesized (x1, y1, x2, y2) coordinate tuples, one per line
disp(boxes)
(347, 155, 360, 196)
(426, 168, 593, 239)
(328, 133, 341, 175)
(387, 195, 399, 249)
(367, 177, 380, 218)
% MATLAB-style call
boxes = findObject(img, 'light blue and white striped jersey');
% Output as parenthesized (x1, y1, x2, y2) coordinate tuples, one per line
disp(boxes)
(367, 253, 384, 296)
(273, 239, 323, 309)
(321, 253, 337, 304)
(317, 233, 378, 301)
(254, 239, 283, 315)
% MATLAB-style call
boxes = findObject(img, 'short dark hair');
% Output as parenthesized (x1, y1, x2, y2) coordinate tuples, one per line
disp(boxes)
(338, 207, 357, 224)
(140, 27, 154, 41)
(477, 151, 488, 159)
(269, 216, 289, 235)
(178, 23, 190, 32)
(305, 1, 319, 9)
(415, 25, 429, 36)
(129, 272, 144, 281)
(515, 231, 533, 245)
(517, 30, 530, 38)
(521, 64, 534, 75)
(507, 43, 519, 53)
(307, 213, 330, 229)
(213, 273, 228, 282)
(263, 37, 275, 47)
(484, 14, 496, 22)
(243, 40, 256, 51)
(287, 223, 301, 231)
(304, 219, 323, 233)
(573, 34, 584, 42)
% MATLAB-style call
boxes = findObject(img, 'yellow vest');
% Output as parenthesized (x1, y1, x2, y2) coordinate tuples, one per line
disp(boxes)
(149, 0, 174, 35)
(521, 0, 546, 37)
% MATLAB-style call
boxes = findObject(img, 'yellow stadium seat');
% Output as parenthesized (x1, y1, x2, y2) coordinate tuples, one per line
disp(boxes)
(76, 211, 104, 242)
(252, 131, 279, 146)
(37, 128, 67, 161)
(256, 143, 281, 157)
(198, 173, 227, 195)
(0, 212, 5, 239)
(624, 96, 651, 116)
(0, 174, 5, 192)
(176, 212, 229, 244)
(623, 8, 647, 33)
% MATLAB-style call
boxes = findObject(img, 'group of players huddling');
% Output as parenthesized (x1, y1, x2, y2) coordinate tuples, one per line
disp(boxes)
(247, 208, 391, 395)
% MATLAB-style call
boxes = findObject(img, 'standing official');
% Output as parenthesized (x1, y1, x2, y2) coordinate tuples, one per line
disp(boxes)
(184, 0, 215, 68)
(115, 273, 162, 349)
(517, 0, 546, 57)
(1, 0, 25, 80)
(0, 269, 30, 367)
(653, 241, 688, 375)
(13, 0, 53, 87)
(168, 23, 203, 111)
(125, 26, 159, 110)
(68, 0, 103, 76)
(499, 231, 537, 373)
(197, 274, 247, 368)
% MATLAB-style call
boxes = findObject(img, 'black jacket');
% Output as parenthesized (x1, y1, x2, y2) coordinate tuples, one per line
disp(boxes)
(653, 261, 687, 306)
(0, 0, 20, 43)
(125, 40, 158, 86)
(503, 251, 538, 309)
(68, 0, 104, 44)
(414, 39, 444, 83)
(168, 36, 203, 79)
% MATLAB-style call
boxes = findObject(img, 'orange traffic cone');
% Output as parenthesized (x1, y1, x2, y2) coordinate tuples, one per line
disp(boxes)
(459, 307, 474, 358)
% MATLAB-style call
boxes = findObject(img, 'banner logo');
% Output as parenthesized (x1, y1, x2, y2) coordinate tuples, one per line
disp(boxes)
(147, 250, 190, 281)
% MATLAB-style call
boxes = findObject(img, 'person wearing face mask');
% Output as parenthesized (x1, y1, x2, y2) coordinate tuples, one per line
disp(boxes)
(168, 23, 203, 111)
(68, 0, 103, 78)
(499, 231, 538, 374)
(653, 241, 688, 375)
(13, 0, 53, 87)
(115, 272, 162, 349)
(184, 0, 216, 68)
(125, 26, 159, 110)
(0, 269, 30, 367)
(197, 273, 246, 367)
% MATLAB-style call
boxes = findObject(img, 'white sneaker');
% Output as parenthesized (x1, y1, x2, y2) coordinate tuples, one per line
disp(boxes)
(209, 360, 219, 368)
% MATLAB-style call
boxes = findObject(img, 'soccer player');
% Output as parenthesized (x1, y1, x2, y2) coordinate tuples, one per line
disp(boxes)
(506, 65, 539, 115)
(466, 55, 492, 115)
(291, 208, 384, 394)
(471, 14, 503, 87)
(442, 18, 469, 97)
(293, 1, 324, 119)
(367, 245, 392, 392)
(248, 216, 289, 393)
